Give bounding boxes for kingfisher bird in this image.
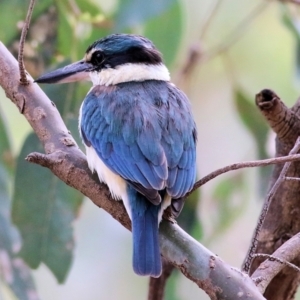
[35,34,197,277]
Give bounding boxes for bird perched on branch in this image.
[35,33,197,277]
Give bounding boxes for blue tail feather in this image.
[127,185,162,277]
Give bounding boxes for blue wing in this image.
[80,80,197,203]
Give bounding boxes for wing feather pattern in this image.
[80,81,197,207]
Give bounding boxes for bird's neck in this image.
[89,63,170,86]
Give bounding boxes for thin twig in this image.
[176,0,222,83]
[285,176,300,181]
[68,0,81,16]
[251,232,300,294]
[175,0,271,86]
[242,137,300,273]
[204,0,270,61]
[18,0,36,85]
[253,253,300,273]
[251,233,300,293]
[189,153,300,196]
[200,0,223,40]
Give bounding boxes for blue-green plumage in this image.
[35,33,197,278]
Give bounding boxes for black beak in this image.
[35,60,93,84]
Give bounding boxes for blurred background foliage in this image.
[1,0,300,299]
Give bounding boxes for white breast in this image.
[85,145,132,219]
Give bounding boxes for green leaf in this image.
[40,74,88,149]
[76,5,111,52]
[281,5,300,83]
[235,89,269,158]
[234,89,271,194]
[114,0,183,66]
[12,133,83,283]
[56,2,76,59]
[114,0,175,31]
[144,0,183,67]
[0,103,38,299]
[0,0,52,44]
[42,72,77,116]
[295,40,300,80]
[56,1,110,61]
[165,269,181,300]
[282,5,300,43]
[177,188,203,241]
[65,114,84,150]
[41,66,89,115]
[0,103,14,173]
[0,166,39,299]
[205,173,246,244]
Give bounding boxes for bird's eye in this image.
[91,51,104,65]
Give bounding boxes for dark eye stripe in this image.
[87,44,162,71]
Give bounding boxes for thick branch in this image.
[159,222,264,300]
[255,89,300,146]
[0,42,265,299]
[248,89,300,299]
[243,137,300,273]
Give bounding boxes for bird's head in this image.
[35,34,170,86]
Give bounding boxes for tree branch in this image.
[159,222,265,300]
[147,259,174,300]
[205,1,270,61]
[242,136,300,273]
[0,41,266,299]
[190,153,300,195]
[255,89,300,145]
[288,0,300,5]
[175,1,270,87]
[253,254,300,274]
[251,233,300,294]
[247,89,300,299]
